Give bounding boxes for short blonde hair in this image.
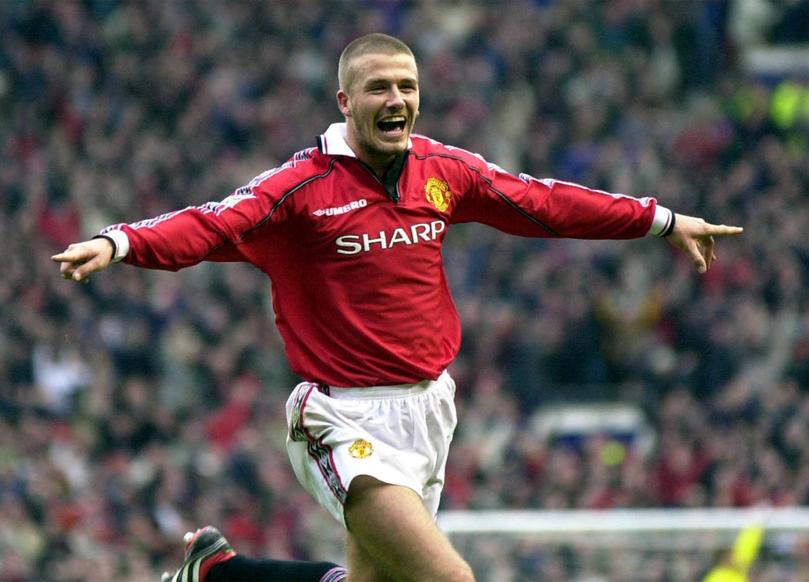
[338,33,415,93]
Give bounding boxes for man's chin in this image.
[374,137,409,154]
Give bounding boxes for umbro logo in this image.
[313,199,368,217]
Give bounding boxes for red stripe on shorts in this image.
[296,383,348,504]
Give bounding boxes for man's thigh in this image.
[344,476,474,582]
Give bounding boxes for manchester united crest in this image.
[348,439,374,459]
[424,177,452,212]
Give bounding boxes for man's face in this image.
[338,52,419,172]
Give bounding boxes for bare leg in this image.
[344,476,473,582]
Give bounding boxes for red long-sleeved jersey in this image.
[102,123,670,387]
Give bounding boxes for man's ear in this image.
[337,89,351,118]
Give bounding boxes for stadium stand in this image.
[1,0,808,579]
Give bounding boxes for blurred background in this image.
[1,0,808,580]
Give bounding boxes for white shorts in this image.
[285,370,458,527]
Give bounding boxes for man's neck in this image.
[343,127,400,178]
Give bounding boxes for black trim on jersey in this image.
[381,150,408,203]
[661,211,676,237]
[412,152,559,236]
[353,150,408,204]
[244,159,338,236]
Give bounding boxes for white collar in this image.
[318,122,413,157]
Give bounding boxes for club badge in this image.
[349,439,374,459]
[425,177,452,212]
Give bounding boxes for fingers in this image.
[669,215,742,274]
[688,239,707,274]
[60,262,77,280]
[51,246,91,264]
[704,235,716,270]
[57,261,88,282]
[68,258,103,282]
[689,235,720,274]
[702,224,743,236]
[696,225,739,273]
[51,242,107,282]
[674,214,743,237]
[52,247,84,281]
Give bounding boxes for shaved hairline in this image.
[338,33,416,94]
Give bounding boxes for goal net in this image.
[438,507,809,581]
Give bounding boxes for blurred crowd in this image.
[2,0,809,580]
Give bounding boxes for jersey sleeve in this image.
[101,189,268,271]
[100,152,314,270]
[450,153,662,240]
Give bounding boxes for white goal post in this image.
[438,507,809,537]
[438,507,809,581]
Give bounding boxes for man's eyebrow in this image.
[364,76,418,87]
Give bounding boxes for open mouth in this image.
[376,116,407,137]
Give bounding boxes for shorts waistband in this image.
[318,370,449,400]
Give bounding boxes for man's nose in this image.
[386,87,405,109]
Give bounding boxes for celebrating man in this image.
[54,33,742,582]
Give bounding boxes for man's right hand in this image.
[51,238,115,282]
[666,213,743,274]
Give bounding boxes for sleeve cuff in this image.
[94,229,130,262]
[647,205,675,237]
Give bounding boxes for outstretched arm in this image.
[666,213,743,273]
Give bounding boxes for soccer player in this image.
[53,33,743,582]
